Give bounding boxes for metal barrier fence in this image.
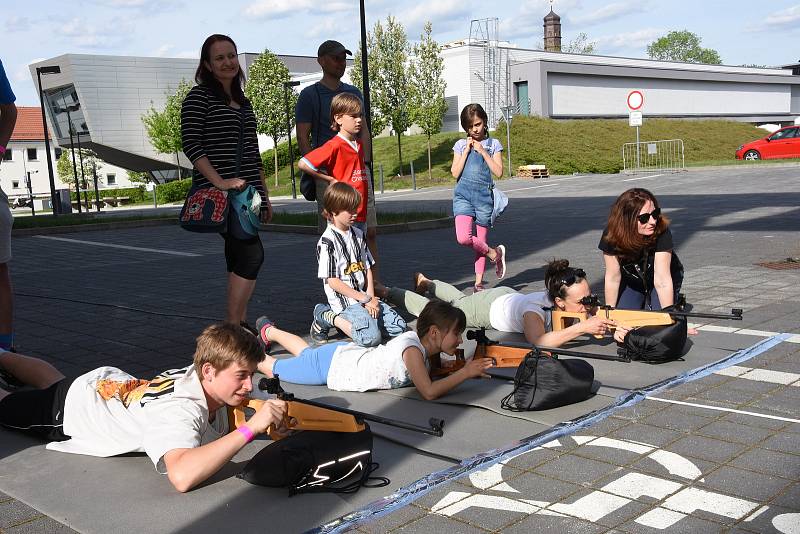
[622,139,685,174]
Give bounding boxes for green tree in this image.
[127,170,153,184]
[245,48,296,187]
[564,32,596,54]
[409,22,447,180]
[646,30,722,64]
[352,16,411,176]
[56,148,103,210]
[351,41,388,139]
[142,79,192,181]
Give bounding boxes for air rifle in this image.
[228,375,445,439]
[552,295,742,339]
[429,327,630,377]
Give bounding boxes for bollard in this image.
[153,184,158,208]
[379,164,384,194]
[411,161,416,190]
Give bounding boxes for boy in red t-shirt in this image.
[299,93,371,234]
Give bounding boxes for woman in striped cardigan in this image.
[181,34,272,333]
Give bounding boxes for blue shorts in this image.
[453,179,493,228]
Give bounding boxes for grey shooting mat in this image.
[0,330,764,533]
[0,426,451,534]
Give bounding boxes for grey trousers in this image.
[387,280,516,327]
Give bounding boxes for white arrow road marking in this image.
[772,513,800,534]
[549,491,632,522]
[635,508,688,528]
[602,473,682,500]
[647,450,704,481]
[469,461,518,493]
[433,493,547,516]
[660,487,759,523]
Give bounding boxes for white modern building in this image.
[0,107,132,208]
[26,22,800,173]
[28,53,352,179]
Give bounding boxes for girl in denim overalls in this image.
[451,104,506,292]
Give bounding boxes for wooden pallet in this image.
[517,165,549,179]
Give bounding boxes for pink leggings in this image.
[455,215,490,275]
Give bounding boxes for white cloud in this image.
[747,4,800,31]
[567,1,649,26]
[4,15,31,33]
[594,27,664,54]
[304,18,341,39]
[244,0,353,19]
[59,16,134,50]
[397,0,473,35]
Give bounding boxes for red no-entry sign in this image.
[627,90,644,110]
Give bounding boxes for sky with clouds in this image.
[2,0,799,105]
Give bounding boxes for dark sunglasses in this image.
[579,294,601,307]
[558,268,586,288]
[637,208,661,224]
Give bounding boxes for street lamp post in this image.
[359,0,375,183]
[35,65,61,215]
[282,80,300,199]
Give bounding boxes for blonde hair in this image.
[193,323,264,373]
[322,182,361,218]
[330,93,363,131]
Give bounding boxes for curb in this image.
[13,216,454,237]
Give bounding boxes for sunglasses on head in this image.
[636,207,661,224]
[558,268,586,288]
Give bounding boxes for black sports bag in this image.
[238,424,389,495]
[617,307,688,363]
[501,351,594,411]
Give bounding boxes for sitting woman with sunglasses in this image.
[599,188,684,311]
[377,259,619,348]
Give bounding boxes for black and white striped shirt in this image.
[317,225,375,313]
[180,85,264,193]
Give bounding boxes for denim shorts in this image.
[453,179,493,228]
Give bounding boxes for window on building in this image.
[27,148,38,161]
[2,149,11,161]
[106,173,116,185]
[11,180,19,189]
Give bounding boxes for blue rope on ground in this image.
[312,333,791,534]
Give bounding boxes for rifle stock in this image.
[428,328,631,377]
[228,377,445,438]
[552,306,742,336]
[228,399,366,441]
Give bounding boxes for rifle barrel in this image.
[480,339,630,363]
[667,310,743,320]
[295,397,444,437]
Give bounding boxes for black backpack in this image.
[238,424,389,495]
[501,350,594,411]
[617,305,688,363]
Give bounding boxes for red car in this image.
[736,125,800,160]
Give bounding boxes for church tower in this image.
[543,9,562,52]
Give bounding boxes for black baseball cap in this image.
[317,40,352,57]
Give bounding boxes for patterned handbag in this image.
[179,109,244,232]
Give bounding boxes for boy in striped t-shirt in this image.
[310,183,406,347]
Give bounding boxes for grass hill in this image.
[262,117,772,197]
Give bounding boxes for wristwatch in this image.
[359,294,372,305]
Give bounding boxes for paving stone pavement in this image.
[1,166,798,533]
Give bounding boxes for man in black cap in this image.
[296,40,378,276]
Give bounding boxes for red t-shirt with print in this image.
[301,135,368,222]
